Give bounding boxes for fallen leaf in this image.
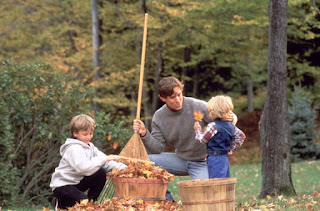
[278,195,284,201]
[80,199,89,205]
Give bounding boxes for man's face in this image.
[160,86,184,112]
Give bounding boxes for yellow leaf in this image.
[153,202,160,207]
[288,198,297,204]
[143,170,153,179]
[193,110,204,121]
[259,204,267,209]
[267,195,272,199]
[108,134,112,141]
[80,199,88,205]
[48,132,52,139]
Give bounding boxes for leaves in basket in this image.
[108,162,174,181]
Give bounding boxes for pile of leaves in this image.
[66,198,182,211]
[108,162,174,182]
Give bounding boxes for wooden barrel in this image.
[112,177,168,204]
[177,178,236,211]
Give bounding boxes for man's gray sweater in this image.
[141,97,211,161]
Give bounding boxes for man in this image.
[133,76,244,200]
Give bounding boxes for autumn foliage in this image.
[108,162,174,182]
[193,110,204,121]
[66,198,181,211]
[64,163,178,210]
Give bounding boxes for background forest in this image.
[0,0,320,208]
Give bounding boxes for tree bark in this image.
[152,41,162,113]
[247,78,254,112]
[181,45,191,93]
[91,0,100,113]
[246,44,254,112]
[259,0,296,197]
[192,64,200,98]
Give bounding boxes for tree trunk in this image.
[259,0,296,197]
[246,46,254,112]
[152,41,162,113]
[181,46,191,93]
[140,0,147,13]
[91,0,100,113]
[192,64,200,98]
[143,69,152,130]
[247,78,254,112]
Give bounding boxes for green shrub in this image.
[288,87,320,162]
[0,61,95,206]
[0,61,129,207]
[93,112,131,151]
[0,100,19,207]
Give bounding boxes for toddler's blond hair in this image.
[70,114,95,134]
[207,95,234,121]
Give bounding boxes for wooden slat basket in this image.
[112,177,168,204]
[177,178,236,211]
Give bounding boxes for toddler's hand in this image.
[227,151,233,156]
[223,112,238,125]
[194,121,201,130]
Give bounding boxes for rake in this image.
[97,13,149,203]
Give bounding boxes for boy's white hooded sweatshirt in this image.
[50,138,125,190]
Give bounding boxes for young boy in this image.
[50,114,126,209]
[194,95,245,179]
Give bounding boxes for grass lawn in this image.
[168,159,320,210]
[3,160,320,210]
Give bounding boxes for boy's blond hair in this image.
[207,95,234,120]
[70,114,95,134]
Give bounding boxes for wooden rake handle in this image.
[119,155,155,165]
[136,13,148,120]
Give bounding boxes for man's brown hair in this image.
[158,76,184,98]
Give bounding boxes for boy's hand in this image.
[194,121,201,130]
[106,155,121,161]
[227,151,233,156]
[133,119,147,137]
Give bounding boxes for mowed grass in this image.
[168,159,320,210]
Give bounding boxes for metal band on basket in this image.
[182,197,236,205]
